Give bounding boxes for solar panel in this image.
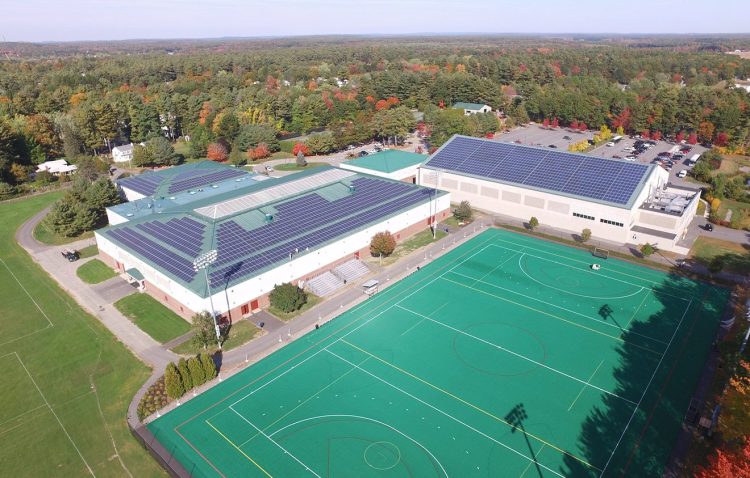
[426,137,651,206]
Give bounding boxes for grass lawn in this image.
[114,293,192,344]
[716,199,750,229]
[368,228,448,267]
[171,319,263,355]
[690,236,750,274]
[77,244,98,259]
[268,293,323,322]
[271,151,294,160]
[274,161,327,172]
[76,259,117,284]
[33,219,94,246]
[0,192,163,477]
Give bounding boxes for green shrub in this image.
[164,362,185,400]
[199,353,217,380]
[269,283,308,313]
[187,356,205,387]
[528,217,539,231]
[177,358,192,391]
[453,201,473,222]
[580,228,592,243]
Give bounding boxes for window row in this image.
[573,212,594,221]
[600,218,624,227]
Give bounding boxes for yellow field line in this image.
[568,360,605,412]
[206,420,273,478]
[519,444,546,478]
[341,339,601,472]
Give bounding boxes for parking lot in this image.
[497,124,708,188]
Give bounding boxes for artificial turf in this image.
[148,228,727,478]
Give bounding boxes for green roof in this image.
[452,102,489,111]
[342,150,427,173]
[125,268,144,281]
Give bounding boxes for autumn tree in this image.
[698,121,715,143]
[248,143,270,161]
[695,438,750,478]
[688,132,698,145]
[370,231,397,257]
[206,142,228,162]
[292,143,310,156]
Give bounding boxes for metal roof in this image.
[342,150,427,173]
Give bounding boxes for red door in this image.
[354,251,360,259]
[250,299,259,311]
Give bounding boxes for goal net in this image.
[592,247,609,259]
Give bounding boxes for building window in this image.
[600,218,624,227]
[573,212,595,221]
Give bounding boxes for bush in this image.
[136,376,169,420]
[711,198,722,214]
[370,231,397,257]
[580,228,592,243]
[200,353,217,381]
[191,311,221,350]
[527,217,539,231]
[269,283,308,313]
[164,362,185,400]
[640,243,656,257]
[207,142,228,162]
[177,358,192,391]
[187,356,205,387]
[453,201,473,222]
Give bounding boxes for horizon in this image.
[3,0,749,43]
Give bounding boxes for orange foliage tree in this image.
[247,143,270,161]
[292,143,310,156]
[695,438,750,478]
[206,143,228,162]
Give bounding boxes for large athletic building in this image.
[419,135,699,253]
[97,163,450,320]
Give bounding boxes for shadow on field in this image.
[561,273,719,477]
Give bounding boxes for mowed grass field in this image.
[0,193,164,477]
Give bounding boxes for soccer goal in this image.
[592,247,609,259]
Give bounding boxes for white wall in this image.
[96,193,450,315]
[106,208,129,226]
[120,187,146,202]
[419,168,634,243]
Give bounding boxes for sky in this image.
[2,0,749,42]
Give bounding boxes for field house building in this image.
[97,162,450,320]
[419,135,699,253]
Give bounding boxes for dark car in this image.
[612,155,622,159]
[704,223,714,232]
[358,150,369,157]
[548,144,558,149]
[61,250,79,262]
[562,135,572,140]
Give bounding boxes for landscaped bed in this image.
[171,319,263,355]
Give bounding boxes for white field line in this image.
[568,360,606,412]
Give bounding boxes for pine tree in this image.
[164,362,185,400]
[45,200,81,237]
[177,358,192,391]
[200,353,217,380]
[187,356,206,387]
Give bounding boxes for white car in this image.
[265,165,274,172]
[677,170,687,178]
[605,142,615,147]
[625,156,637,161]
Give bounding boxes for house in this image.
[36,159,77,176]
[452,102,492,115]
[112,144,135,163]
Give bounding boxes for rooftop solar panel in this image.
[424,136,651,207]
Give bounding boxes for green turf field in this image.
[0,193,163,477]
[148,228,727,478]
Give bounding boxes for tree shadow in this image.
[561,274,726,477]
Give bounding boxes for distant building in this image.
[340,150,427,183]
[452,102,492,115]
[112,144,135,163]
[36,159,77,176]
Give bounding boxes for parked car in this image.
[548,144,558,149]
[358,150,369,157]
[61,250,79,262]
[605,142,615,147]
[705,223,714,232]
[563,135,572,140]
[613,155,622,159]
[677,170,687,178]
[264,165,274,172]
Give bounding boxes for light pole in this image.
[193,249,222,349]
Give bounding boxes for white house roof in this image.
[37,159,77,174]
[112,144,134,154]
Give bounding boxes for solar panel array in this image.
[194,168,355,219]
[117,167,247,197]
[103,176,435,290]
[208,178,433,286]
[105,228,197,282]
[117,174,164,196]
[426,136,650,205]
[135,217,206,257]
[167,168,246,194]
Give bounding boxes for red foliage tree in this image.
[688,132,698,144]
[570,119,579,130]
[611,107,632,132]
[578,122,587,131]
[651,131,662,141]
[641,130,651,140]
[715,132,730,147]
[438,100,445,109]
[695,438,750,478]
[375,99,389,111]
[542,118,550,129]
[675,131,685,143]
[365,95,375,104]
[248,143,270,161]
[207,143,228,162]
[551,117,559,129]
[292,143,310,156]
[485,132,495,139]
